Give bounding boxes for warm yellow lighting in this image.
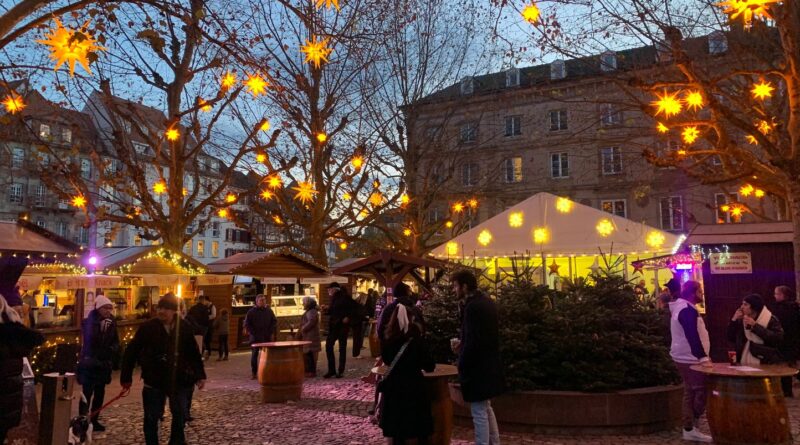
[652,90,682,118]
[301,36,333,69]
[721,204,731,212]
[446,241,458,256]
[403,228,412,237]
[747,135,759,145]
[468,198,479,209]
[533,227,549,244]
[182,188,188,197]
[445,221,454,228]
[199,99,212,112]
[452,202,465,213]
[244,74,269,97]
[739,184,754,197]
[273,215,284,225]
[165,128,180,141]
[267,175,283,189]
[153,181,167,195]
[718,0,778,27]
[730,204,745,218]
[682,126,700,144]
[176,284,182,298]
[555,197,573,213]
[684,91,704,110]
[221,72,237,89]
[656,122,669,134]
[677,149,688,156]
[260,120,271,132]
[218,208,229,218]
[36,19,105,77]
[757,119,773,134]
[3,94,25,114]
[351,156,364,169]
[256,153,266,163]
[71,195,87,208]
[521,3,541,24]
[646,231,666,248]
[751,80,774,100]
[293,182,318,204]
[755,189,765,198]
[342,192,352,200]
[368,191,385,206]
[477,229,493,246]
[315,0,340,10]
[596,219,614,237]
[260,190,274,200]
[316,133,328,143]
[508,212,524,228]
[400,193,410,205]
[339,241,348,250]
[225,193,237,203]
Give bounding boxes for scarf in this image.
[741,307,773,365]
[397,304,409,334]
[0,294,22,324]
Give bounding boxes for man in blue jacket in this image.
[669,280,712,443]
[244,294,277,379]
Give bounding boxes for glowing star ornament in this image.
[445,221,454,228]
[342,192,352,201]
[351,156,364,169]
[339,241,348,250]
[747,135,759,145]
[301,36,333,69]
[403,228,412,237]
[400,193,410,206]
[656,122,669,134]
[218,209,229,218]
[757,120,773,135]
[755,189,765,198]
[739,184,755,197]
[368,191,385,207]
[315,0,340,10]
[225,193,237,203]
[477,229,493,246]
[684,91,704,110]
[293,182,318,204]
[244,74,269,97]
[3,94,25,114]
[199,99,212,112]
[717,0,779,27]
[508,212,524,228]
[316,133,328,143]
[221,72,237,89]
[548,260,560,275]
[730,204,745,218]
[468,198,479,209]
[652,90,682,118]
[267,175,283,189]
[446,241,458,256]
[646,231,666,248]
[273,215,284,225]
[521,3,541,24]
[260,190,274,200]
[533,227,549,244]
[165,128,180,141]
[256,153,267,163]
[682,126,700,144]
[36,19,105,77]
[751,81,774,100]
[556,197,573,213]
[260,121,271,132]
[153,181,167,195]
[596,219,614,237]
[452,203,465,213]
[71,195,87,208]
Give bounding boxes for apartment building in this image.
[405,32,784,238]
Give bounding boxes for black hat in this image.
[157,294,179,311]
[328,282,341,289]
[743,294,764,313]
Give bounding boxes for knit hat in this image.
[328,282,341,289]
[743,294,764,313]
[157,293,179,311]
[94,295,114,309]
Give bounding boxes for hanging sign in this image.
[709,252,752,274]
[196,275,232,286]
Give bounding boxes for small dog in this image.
[68,415,93,444]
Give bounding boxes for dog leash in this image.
[88,387,130,419]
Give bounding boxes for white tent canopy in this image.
[430,192,683,259]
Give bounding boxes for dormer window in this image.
[550,60,566,80]
[600,52,617,72]
[460,76,474,95]
[505,68,520,87]
[708,31,728,55]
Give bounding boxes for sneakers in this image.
[682,428,713,442]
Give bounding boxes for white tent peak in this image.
[430,192,682,259]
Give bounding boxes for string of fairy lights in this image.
[104,248,206,276]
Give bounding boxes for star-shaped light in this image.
[452,202,464,213]
[400,193,410,206]
[755,189,765,198]
[477,229,492,246]
[36,19,105,77]
[293,181,318,204]
[747,135,759,145]
[339,241,348,250]
[656,122,669,133]
[351,156,364,169]
[256,153,266,163]
[342,192,352,200]
[221,72,237,89]
[273,215,284,225]
[315,0,340,10]
[260,190,274,200]
[521,3,541,24]
[71,195,87,208]
[301,36,333,69]
[548,260,560,275]
[508,212,524,228]
[198,99,212,112]
[730,204,745,218]
[717,0,778,27]
[533,227,548,243]
[652,90,682,118]
[556,197,573,213]
[403,228,412,237]
[218,209,229,218]
[244,74,269,97]
[225,193,237,203]
[260,120,271,132]
[316,133,328,143]
[739,184,754,197]
[468,198,479,209]
[751,81,774,100]
[153,181,167,195]
[596,219,614,237]
[368,191,385,207]
[3,94,25,114]
[684,91,704,110]
[445,221,454,228]
[646,231,666,248]
[165,128,180,141]
[266,175,283,189]
[682,126,700,144]
[757,119,773,134]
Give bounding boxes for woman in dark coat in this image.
[77,296,120,431]
[770,286,800,396]
[379,303,436,444]
[727,294,784,365]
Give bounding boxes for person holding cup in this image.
[727,294,783,366]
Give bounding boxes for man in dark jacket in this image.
[324,282,354,378]
[451,270,504,445]
[121,294,206,445]
[186,296,211,358]
[244,294,277,379]
[77,295,119,432]
[770,285,800,397]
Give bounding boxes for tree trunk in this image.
[786,181,800,292]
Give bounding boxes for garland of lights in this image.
[105,248,206,276]
[691,244,731,262]
[25,262,87,275]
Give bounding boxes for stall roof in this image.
[332,250,449,290]
[0,220,80,256]
[684,222,794,245]
[207,251,328,278]
[95,246,207,274]
[430,192,683,258]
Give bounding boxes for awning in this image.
[53,275,123,290]
[207,251,328,278]
[684,222,794,245]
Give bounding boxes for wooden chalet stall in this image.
[332,250,448,297]
[205,252,330,350]
[684,223,795,362]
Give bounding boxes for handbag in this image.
[376,339,411,393]
[750,342,781,364]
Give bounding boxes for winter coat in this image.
[77,309,120,386]
[377,296,422,348]
[214,311,230,335]
[186,303,210,334]
[769,300,800,363]
[300,307,321,352]
[669,299,710,364]
[365,292,377,319]
[458,291,505,402]
[0,311,44,431]
[121,317,206,392]
[379,335,436,440]
[326,289,356,327]
[727,312,784,364]
[244,306,277,344]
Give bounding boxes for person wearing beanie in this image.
[77,293,119,432]
[728,293,784,366]
[121,293,206,445]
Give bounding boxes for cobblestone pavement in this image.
[88,344,800,445]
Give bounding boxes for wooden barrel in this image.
[257,345,305,403]
[368,319,381,358]
[426,374,454,445]
[706,375,791,444]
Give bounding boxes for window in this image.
[504,116,521,137]
[207,240,217,258]
[505,68,520,87]
[601,147,623,175]
[600,104,621,126]
[660,196,684,231]
[715,193,740,223]
[460,76,474,95]
[12,148,24,169]
[79,227,89,244]
[427,207,442,223]
[601,199,627,218]
[134,234,143,246]
[600,52,617,71]
[461,163,479,186]
[80,159,91,179]
[431,162,445,184]
[551,152,569,178]
[211,221,220,237]
[184,240,192,254]
[39,124,51,139]
[134,142,149,155]
[550,59,566,80]
[549,110,568,131]
[460,122,477,143]
[57,221,67,237]
[62,128,72,143]
[197,240,205,257]
[122,121,132,134]
[34,184,46,207]
[8,183,23,204]
[36,219,46,229]
[186,223,194,235]
[503,157,523,183]
[708,31,728,55]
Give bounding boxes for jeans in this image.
[142,385,190,445]
[470,399,500,445]
[675,362,707,429]
[218,334,229,359]
[251,347,261,376]
[202,328,213,355]
[326,323,349,374]
[79,382,106,421]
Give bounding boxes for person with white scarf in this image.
[728,294,784,365]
